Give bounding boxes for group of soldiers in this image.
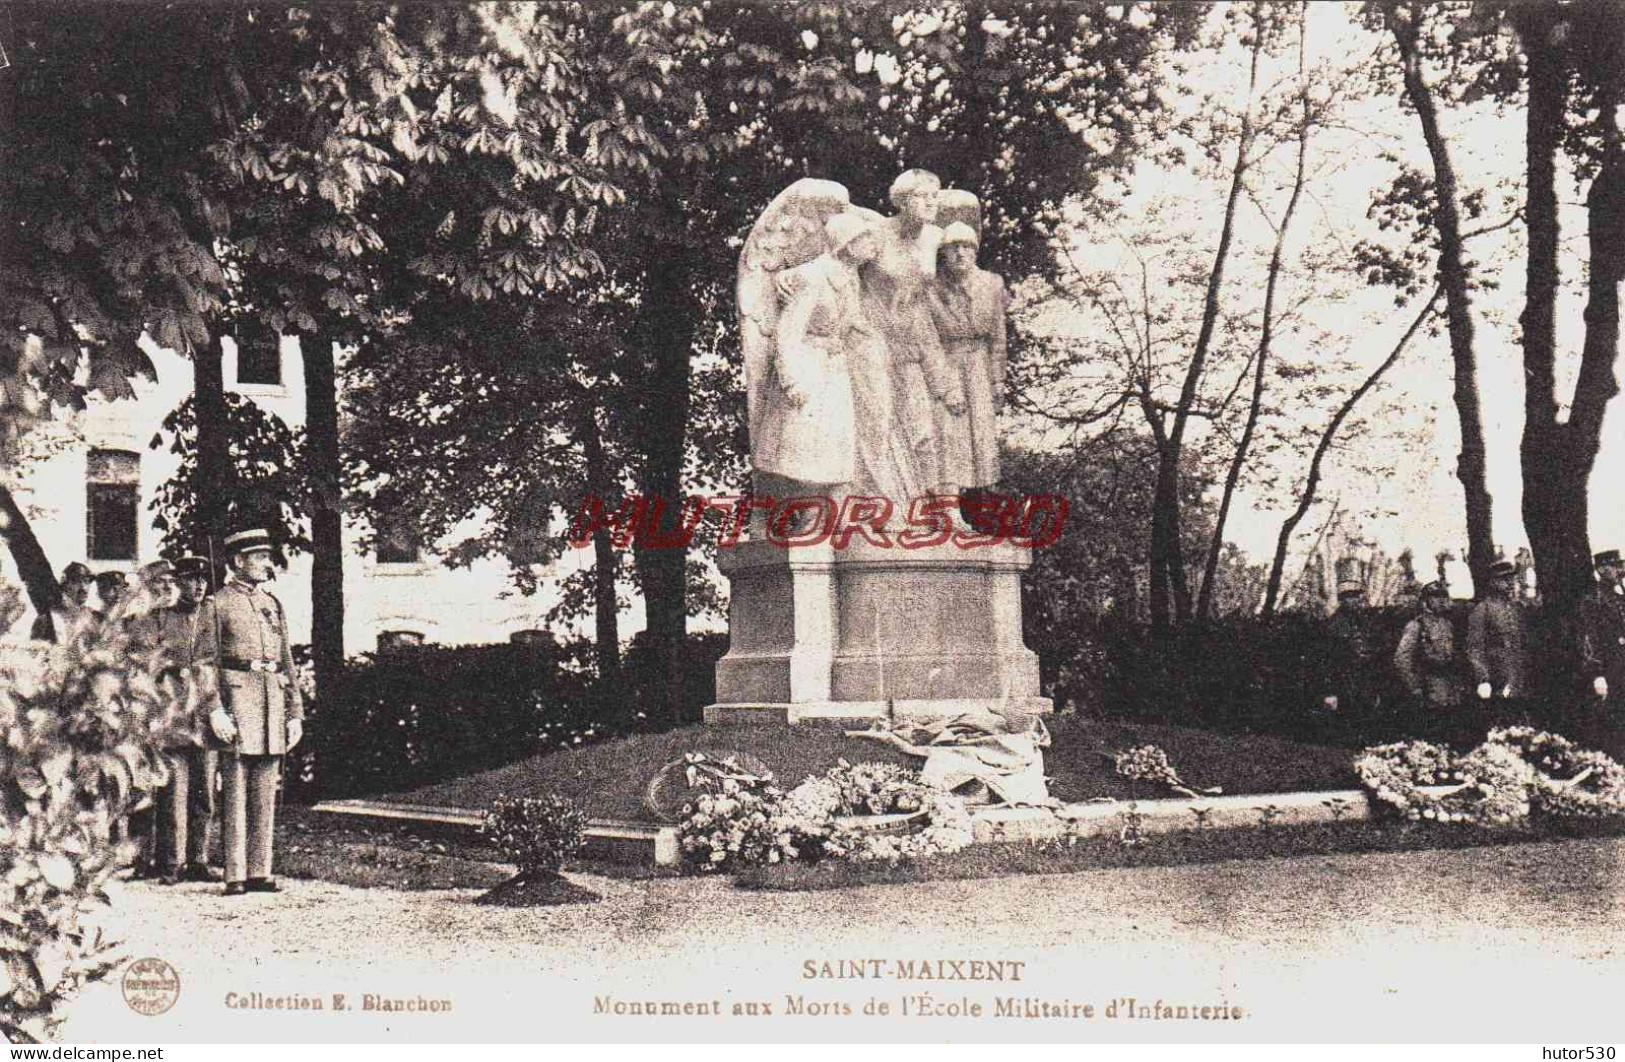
[40,529,305,896]
[1325,550,1625,753]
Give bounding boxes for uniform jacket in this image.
[1466,595,1530,692]
[193,580,303,756]
[133,603,204,748]
[1394,612,1463,707]
[1579,584,1625,690]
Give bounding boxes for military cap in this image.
[1489,559,1518,578]
[941,221,980,249]
[223,528,274,555]
[1422,579,1450,598]
[138,559,175,584]
[1594,549,1622,568]
[61,561,93,584]
[95,570,127,591]
[173,555,210,578]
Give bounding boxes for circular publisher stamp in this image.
[122,957,180,1016]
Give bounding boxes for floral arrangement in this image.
[1354,740,1471,823]
[481,793,587,880]
[676,782,795,868]
[1488,727,1625,820]
[676,759,974,870]
[645,751,776,823]
[824,788,974,863]
[1352,730,1624,827]
[1113,745,1221,798]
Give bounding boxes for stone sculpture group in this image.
[738,170,1008,523]
[712,170,1047,725]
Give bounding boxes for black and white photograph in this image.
[0,0,1622,1048]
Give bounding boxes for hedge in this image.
[1036,602,1599,751]
[285,632,729,803]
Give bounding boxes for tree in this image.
[1506,0,1625,608]
[1369,0,1499,595]
[342,1,1202,719]
[148,391,310,561]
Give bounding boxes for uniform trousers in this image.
[151,748,217,871]
[222,754,281,882]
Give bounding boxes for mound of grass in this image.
[377,715,1359,822]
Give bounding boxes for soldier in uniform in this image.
[1322,577,1378,728]
[30,561,94,641]
[1394,580,1466,745]
[94,569,128,620]
[193,530,304,896]
[1576,548,1625,756]
[134,557,220,884]
[1467,558,1531,732]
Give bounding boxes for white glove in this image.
[210,707,238,745]
[1596,676,1609,699]
[1477,682,1493,701]
[1322,695,1338,712]
[286,718,303,750]
[1501,684,1514,699]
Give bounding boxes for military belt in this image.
[219,658,282,674]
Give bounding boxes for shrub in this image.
[481,794,588,880]
[286,632,731,803]
[0,582,197,1042]
[1038,603,1583,749]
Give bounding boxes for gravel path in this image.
[64,837,1624,1043]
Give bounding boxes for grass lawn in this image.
[378,715,1359,822]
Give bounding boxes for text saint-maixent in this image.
[801,959,1025,981]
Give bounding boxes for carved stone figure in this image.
[929,219,1009,491]
[738,178,917,514]
[859,169,963,503]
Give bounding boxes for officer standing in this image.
[136,557,220,884]
[1577,548,1625,756]
[1394,580,1465,745]
[1467,558,1531,730]
[94,569,129,619]
[193,530,304,896]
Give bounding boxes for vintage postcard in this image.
[2,0,1622,1048]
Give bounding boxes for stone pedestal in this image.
[705,537,1050,726]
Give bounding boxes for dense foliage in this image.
[284,632,729,802]
[0,584,198,1042]
[481,794,587,880]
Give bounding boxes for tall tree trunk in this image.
[1263,287,1441,616]
[1150,7,1263,633]
[193,335,232,550]
[1515,5,1625,609]
[580,401,621,682]
[1386,0,1497,594]
[1200,13,1310,621]
[1,484,61,639]
[633,255,694,723]
[301,335,345,701]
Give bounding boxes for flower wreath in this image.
[1488,726,1625,819]
[676,760,973,869]
[1352,739,1527,825]
[1113,744,1221,798]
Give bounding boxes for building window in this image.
[86,449,139,561]
[375,513,423,565]
[237,336,282,386]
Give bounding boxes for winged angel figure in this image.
[739,178,929,521]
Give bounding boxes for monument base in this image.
[708,537,1049,726]
[705,695,1054,728]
